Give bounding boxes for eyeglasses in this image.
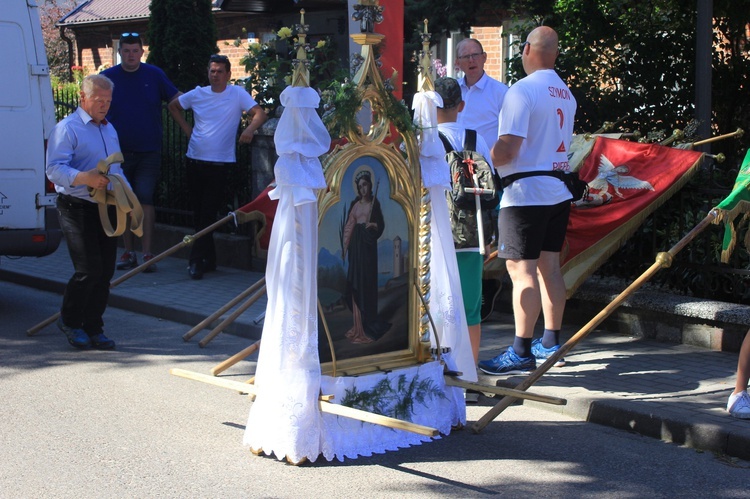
[520,41,530,50]
[457,52,485,62]
[121,32,139,38]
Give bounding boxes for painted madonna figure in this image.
[342,168,391,344]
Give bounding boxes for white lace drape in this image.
[243,86,332,463]
[319,360,462,461]
[412,91,477,385]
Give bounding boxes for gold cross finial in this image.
[291,9,311,87]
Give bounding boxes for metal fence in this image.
[597,158,750,304]
[155,108,253,233]
[51,88,750,304]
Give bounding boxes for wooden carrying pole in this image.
[26,211,253,336]
[183,278,266,342]
[691,127,743,147]
[209,295,334,376]
[210,340,260,376]
[444,376,566,406]
[170,368,439,437]
[472,209,719,433]
[197,285,267,347]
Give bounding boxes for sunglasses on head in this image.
[209,54,229,61]
[121,32,140,38]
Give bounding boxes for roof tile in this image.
[58,0,221,26]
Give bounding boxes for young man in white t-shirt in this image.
[479,26,577,375]
[435,77,495,390]
[168,55,267,279]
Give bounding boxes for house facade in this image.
[57,0,350,79]
[57,0,515,86]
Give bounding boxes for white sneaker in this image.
[727,390,750,419]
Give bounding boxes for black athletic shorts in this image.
[496,201,571,260]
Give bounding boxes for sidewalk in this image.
[1,241,749,461]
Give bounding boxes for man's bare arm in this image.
[491,134,524,167]
[167,99,192,139]
[238,105,268,144]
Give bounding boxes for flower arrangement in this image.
[239,26,343,116]
[432,58,447,78]
[238,24,414,138]
[71,65,86,85]
[340,374,446,421]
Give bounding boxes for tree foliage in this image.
[711,0,750,162]
[402,0,485,101]
[558,1,698,137]
[39,0,77,81]
[497,0,750,165]
[146,0,218,90]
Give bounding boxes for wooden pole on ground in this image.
[197,285,267,347]
[444,377,566,406]
[170,368,439,437]
[27,211,254,336]
[471,209,719,433]
[210,340,261,376]
[183,278,266,342]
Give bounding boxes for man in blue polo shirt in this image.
[103,32,181,272]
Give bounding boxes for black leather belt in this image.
[58,193,92,205]
[187,158,232,167]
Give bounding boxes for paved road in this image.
[1,281,748,498]
[4,241,750,461]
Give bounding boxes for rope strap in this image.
[87,152,144,238]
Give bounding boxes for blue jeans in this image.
[121,150,161,206]
[56,195,117,334]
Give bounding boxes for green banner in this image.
[716,149,750,262]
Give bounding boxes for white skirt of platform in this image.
[318,359,465,462]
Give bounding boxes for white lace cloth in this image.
[243,85,332,463]
[271,86,328,192]
[412,91,476,383]
[319,360,464,461]
[412,91,451,189]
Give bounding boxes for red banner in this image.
[238,184,278,253]
[378,0,404,100]
[562,137,703,295]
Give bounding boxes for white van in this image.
[0,0,61,257]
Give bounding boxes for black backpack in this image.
[439,129,500,211]
[439,129,498,249]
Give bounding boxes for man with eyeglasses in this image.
[455,38,508,151]
[168,54,267,280]
[479,26,576,376]
[102,32,181,273]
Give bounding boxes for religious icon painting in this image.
[317,144,423,376]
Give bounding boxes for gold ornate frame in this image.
[317,33,430,376]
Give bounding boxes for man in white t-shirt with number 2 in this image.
[479,26,577,375]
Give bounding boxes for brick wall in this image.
[69,14,272,81]
[214,13,275,78]
[470,26,505,83]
